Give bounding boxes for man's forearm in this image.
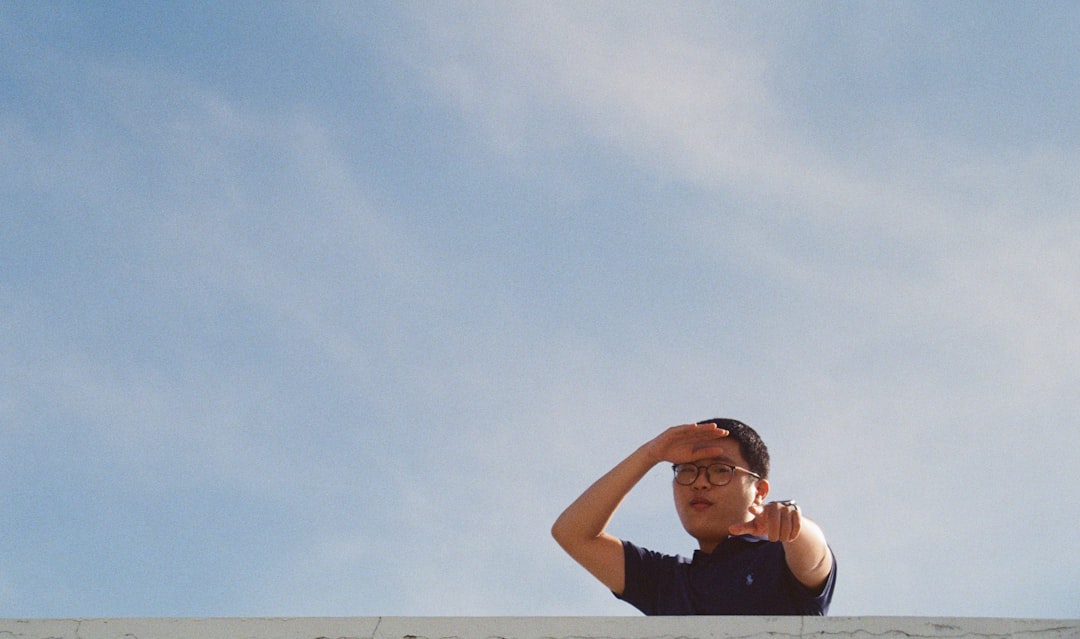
[782,516,833,591]
[551,444,658,544]
[551,444,663,595]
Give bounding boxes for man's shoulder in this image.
[622,539,693,566]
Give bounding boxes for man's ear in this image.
[754,478,770,506]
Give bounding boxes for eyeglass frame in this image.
[671,461,762,486]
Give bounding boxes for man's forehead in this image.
[690,440,745,465]
[693,453,740,465]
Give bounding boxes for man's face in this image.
[672,438,768,551]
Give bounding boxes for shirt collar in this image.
[691,534,769,563]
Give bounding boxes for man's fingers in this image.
[658,423,730,461]
[781,513,796,542]
[747,500,807,541]
[732,502,803,542]
[687,423,729,441]
[662,422,729,446]
[767,501,802,542]
[691,439,727,453]
[651,422,730,463]
[768,510,782,541]
[730,503,763,537]
[729,519,758,536]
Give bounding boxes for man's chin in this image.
[680,520,729,542]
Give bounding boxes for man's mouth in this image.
[689,497,713,510]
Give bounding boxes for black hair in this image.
[697,417,770,478]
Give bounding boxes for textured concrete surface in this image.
[0,616,1076,639]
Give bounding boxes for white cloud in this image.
[376,3,1080,617]
[4,1,1078,619]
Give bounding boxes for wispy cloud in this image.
[2,1,1077,619]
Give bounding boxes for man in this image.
[551,418,835,615]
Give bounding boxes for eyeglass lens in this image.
[674,463,734,486]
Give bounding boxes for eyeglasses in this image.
[672,462,762,486]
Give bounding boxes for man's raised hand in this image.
[643,422,730,465]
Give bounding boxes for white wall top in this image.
[0,616,1077,639]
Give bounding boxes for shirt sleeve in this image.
[783,546,837,615]
[615,540,678,615]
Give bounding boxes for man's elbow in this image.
[551,514,594,555]
[550,516,574,549]
[794,548,834,593]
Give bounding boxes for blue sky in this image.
[2,1,1078,619]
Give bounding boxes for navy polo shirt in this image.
[616,536,835,615]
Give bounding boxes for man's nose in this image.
[692,468,712,488]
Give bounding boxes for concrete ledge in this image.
[0,616,1077,639]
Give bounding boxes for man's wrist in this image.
[634,441,665,467]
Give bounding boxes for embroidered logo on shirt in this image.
[745,573,754,586]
